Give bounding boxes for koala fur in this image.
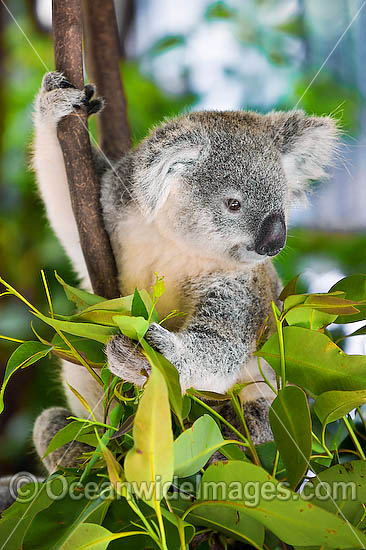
[30,72,337,474]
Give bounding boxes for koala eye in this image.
[226,199,241,212]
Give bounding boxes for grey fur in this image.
[33,407,92,473]
[31,72,338,471]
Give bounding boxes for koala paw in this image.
[145,322,177,356]
[37,71,104,122]
[106,334,151,386]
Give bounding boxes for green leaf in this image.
[113,315,149,340]
[285,305,337,330]
[60,523,116,550]
[188,389,230,402]
[0,477,66,550]
[172,496,264,548]
[193,461,366,547]
[55,272,105,308]
[43,421,93,458]
[269,386,311,489]
[124,363,174,502]
[23,491,111,550]
[150,35,185,56]
[275,15,306,37]
[104,498,195,549]
[302,461,366,526]
[256,440,285,477]
[34,312,118,344]
[173,415,224,477]
[69,295,135,325]
[140,339,183,426]
[131,288,149,319]
[314,389,366,425]
[51,335,106,366]
[330,274,366,323]
[256,326,366,394]
[0,342,52,413]
[279,274,300,301]
[343,324,366,339]
[304,293,361,315]
[205,1,235,20]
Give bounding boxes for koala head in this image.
[133,110,338,264]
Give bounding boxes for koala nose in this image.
[254,212,286,257]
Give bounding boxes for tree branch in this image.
[82,0,131,160]
[52,0,119,299]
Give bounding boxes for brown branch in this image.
[82,0,131,160]
[52,0,119,299]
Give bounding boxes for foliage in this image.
[1,271,366,548]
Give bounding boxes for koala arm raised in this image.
[32,72,107,288]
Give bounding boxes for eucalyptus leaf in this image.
[314,389,366,425]
[269,386,311,488]
[141,338,183,425]
[0,342,53,413]
[0,477,66,550]
[173,415,224,477]
[124,364,174,502]
[172,496,265,548]
[302,461,366,526]
[43,421,94,458]
[285,306,337,330]
[279,274,300,301]
[330,274,366,323]
[55,272,105,308]
[34,312,118,344]
[195,461,366,548]
[256,326,366,394]
[112,315,149,340]
[131,288,149,319]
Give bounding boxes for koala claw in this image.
[106,334,151,386]
[42,71,75,91]
[37,71,104,122]
[145,323,173,355]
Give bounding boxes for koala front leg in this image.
[32,72,105,287]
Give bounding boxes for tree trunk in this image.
[82,0,131,160]
[52,0,119,299]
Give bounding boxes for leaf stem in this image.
[271,301,286,388]
[343,415,366,460]
[187,392,249,446]
[320,425,333,459]
[155,500,168,550]
[257,357,277,395]
[272,449,280,477]
[311,432,333,458]
[228,391,260,466]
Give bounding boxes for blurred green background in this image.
[0,0,365,476]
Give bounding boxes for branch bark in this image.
[82,0,131,160]
[52,0,119,299]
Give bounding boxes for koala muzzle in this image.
[254,212,286,257]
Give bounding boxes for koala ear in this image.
[134,144,202,219]
[267,110,339,200]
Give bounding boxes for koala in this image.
[30,72,337,474]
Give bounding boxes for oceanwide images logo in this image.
[9,472,357,508]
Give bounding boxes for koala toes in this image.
[42,71,75,91]
[145,322,172,354]
[106,334,151,386]
[37,72,104,122]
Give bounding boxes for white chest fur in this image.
[111,209,238,327]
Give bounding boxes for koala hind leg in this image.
[33,407,92,474]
